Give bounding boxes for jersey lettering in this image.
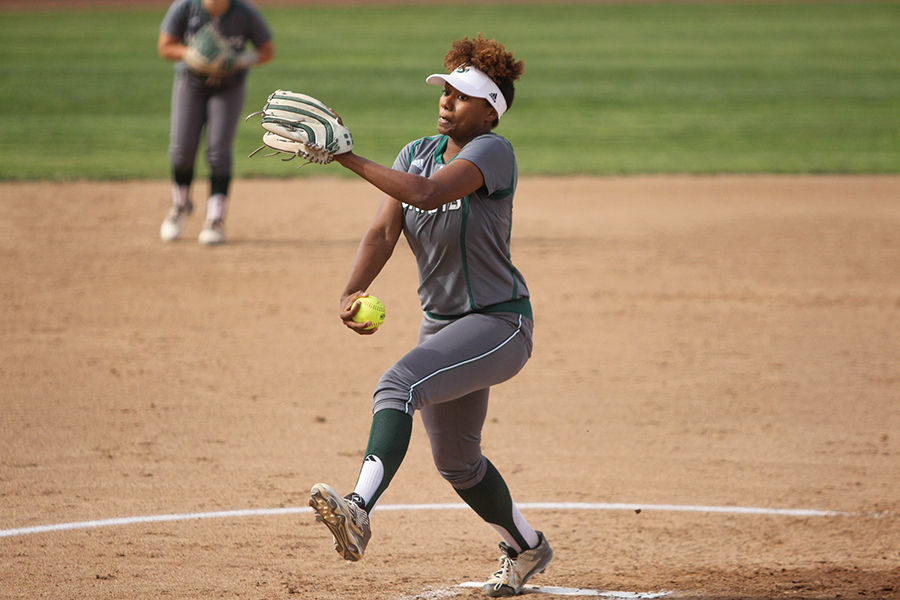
[403,199,462,215]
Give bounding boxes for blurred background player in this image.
[308,35,553,597]
[157,0,274,244]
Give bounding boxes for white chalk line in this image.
[400,583,671,598]
[458,582,671,598]
[0,501,848,539]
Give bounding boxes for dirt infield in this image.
[1,176,898,599]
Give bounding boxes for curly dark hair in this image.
[442,34,524,112]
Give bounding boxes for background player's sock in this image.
[453,458,539,552]
[171,183,190,209]
[210,173,231,197]
[205,193,227,222]
[172,168,193,208]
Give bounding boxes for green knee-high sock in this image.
[210,173,231,197]
[173,168,193,187]
[454,459,529,550]
[360,408,413,511]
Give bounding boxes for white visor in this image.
[426,64,508,119]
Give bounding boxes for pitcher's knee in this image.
[436,455,487,490]
[373,366,419,414]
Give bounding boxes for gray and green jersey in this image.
[393,133,531,320]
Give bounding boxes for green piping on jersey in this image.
[487,165,519,301]
[405,135,445,169]
[505,171,519,299]
[434,135,448,164]
[406,137,427,166]
[458,196,476,312]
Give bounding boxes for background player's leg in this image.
[161,73,206,241]
[199,82,246,244]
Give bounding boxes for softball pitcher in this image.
[157,0,273,244]
[309,35,553,597]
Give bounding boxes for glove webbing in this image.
[194,32,225,61]
[260,118,319,147]
[261,117,337,151]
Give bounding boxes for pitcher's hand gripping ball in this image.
[353,296,386,330]
[246,91,354,165]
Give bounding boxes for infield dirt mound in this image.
[1,175,898,599]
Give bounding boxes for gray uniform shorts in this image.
[168,72,246,175]
[374,311,533,488]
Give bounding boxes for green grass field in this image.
[1,2,898,180]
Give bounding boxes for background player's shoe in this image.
[198,219,225,245]
[482,532,553,597]
[309,483,371,561]
[160,200,193,242]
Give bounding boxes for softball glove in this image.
[182,22,258,84]
[246,91,354,165]
[183,22,235,77]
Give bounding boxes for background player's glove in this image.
[183,22,256,81]
[246,91,354,165]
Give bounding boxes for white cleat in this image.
[197,218,225,245]
[482,532,553,597]
[309,483,371,561]
[160,200,193,242]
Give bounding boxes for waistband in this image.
[425,297,532,321]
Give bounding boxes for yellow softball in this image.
[352,295,386,330]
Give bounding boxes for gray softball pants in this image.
[373,311,533,490]
[168,72,246,176]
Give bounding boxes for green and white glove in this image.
[246,90,354,165]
